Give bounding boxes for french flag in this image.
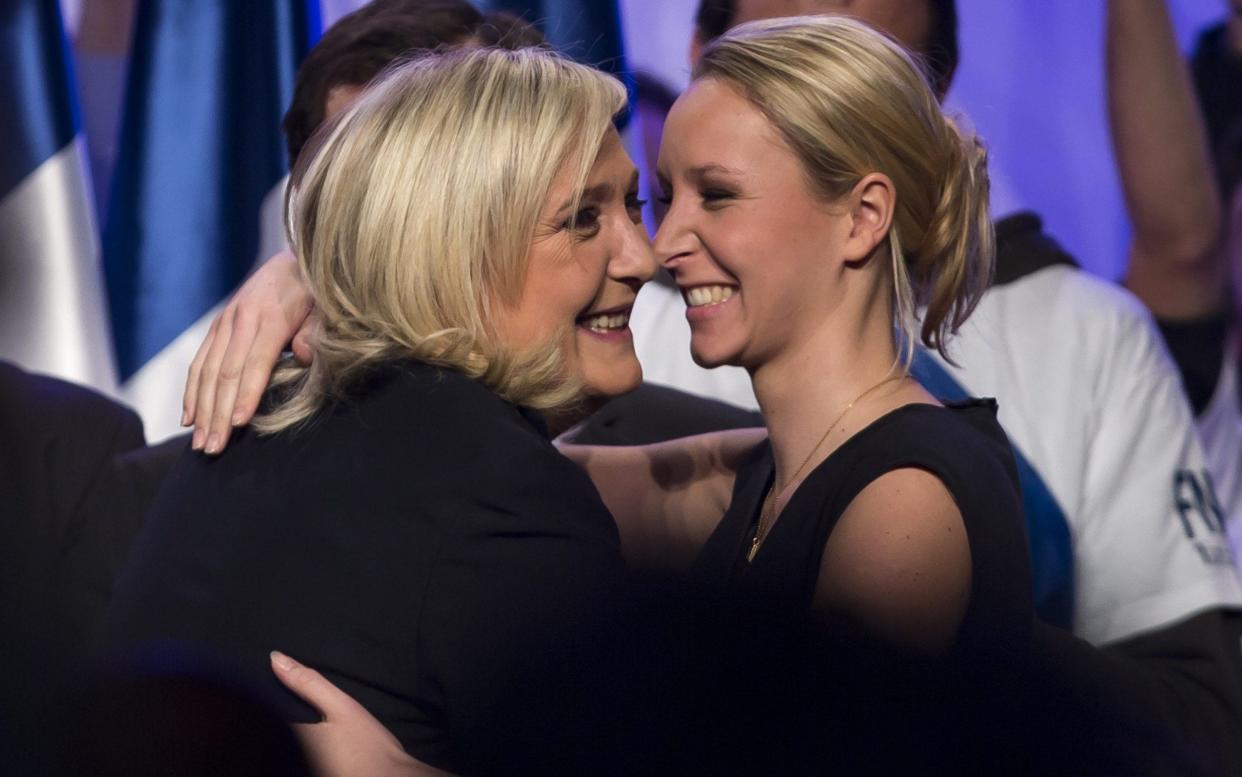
[0,0,116,390]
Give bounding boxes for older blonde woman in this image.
[182,16,1035,774]
[105,46,655,776]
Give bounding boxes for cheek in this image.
[573,331,642,397]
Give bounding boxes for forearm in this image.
[1109,0,1224,316]
[560,429,763,569]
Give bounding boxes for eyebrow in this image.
[688,163,744,178]
[553,169,641,216]
[555,182,613,216]
[654,163,745,187]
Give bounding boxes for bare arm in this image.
[1110,0,1224,318]
[812,468,971,654]
[560,428,766,570]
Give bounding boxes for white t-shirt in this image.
[1199,339,1242,559]
[631,266,1242,646]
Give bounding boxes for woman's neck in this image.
[751,297,906,495]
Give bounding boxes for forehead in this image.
[543,127,636,209]
[589,126,635,178]
[732,0,931,54]
[660,80,787,171]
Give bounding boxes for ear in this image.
[841,173,896,264]
[689,31,706,67]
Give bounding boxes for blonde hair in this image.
[697,15,993,364]
[254,46,627,433]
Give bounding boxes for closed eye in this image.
[626,192,648,223]
[563,206,601,237]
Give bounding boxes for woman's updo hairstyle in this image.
[696,15,993,362]
[254,46,627,433]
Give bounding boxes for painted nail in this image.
[205,433,220,454]
[192,429,205,450]
[271,651,295,671]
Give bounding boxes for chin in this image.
[581,361,643,400]
[688,336,744,371]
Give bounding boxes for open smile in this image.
[576,305,634,341]
[682,284,736,308]
[681,284,739,322]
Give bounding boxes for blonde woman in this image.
[106,46,655,776]
[185,16,1033,773]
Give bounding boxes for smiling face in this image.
[654,79,859,371]
[499,127,655,401]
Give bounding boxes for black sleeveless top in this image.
[692,399,1033,658]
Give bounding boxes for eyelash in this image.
[626,193,648,220]
[654,188,734,207]
[563,207,600,236]
[562,194,649,237]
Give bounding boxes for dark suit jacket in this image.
[0,361,149,663]
[105,361,630,775]
[0,361,153,767]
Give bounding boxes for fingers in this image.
[270,651,361,721]
[192,307,234,453]
[187,252,314,454]
[183,313,220,428]
[232,316,297,425]
[291,309,317,366]
[206,306,263,452]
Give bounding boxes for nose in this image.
[607,218,658,288]
[651,201,694,274]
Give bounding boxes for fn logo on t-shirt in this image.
[1174,469,1235,566]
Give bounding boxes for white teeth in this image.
[581,312,630,331]
[685,285,736,307]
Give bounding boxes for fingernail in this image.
[232,412,245,426]
[205,433,221,454]
[181,409,190,426]
[271,651,295,671]
[192,429,205,450]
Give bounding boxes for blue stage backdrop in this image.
[103,0,319,382]
[478,0,633,123]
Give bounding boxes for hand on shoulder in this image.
[184,250,316,455]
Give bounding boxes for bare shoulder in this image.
[813,467,971,654]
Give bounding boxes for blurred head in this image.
[282,0,545,166]
[655,16,991,371]
[256,47,650,432]
[692,0,958,100]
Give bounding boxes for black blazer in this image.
[0,360,149,763]
[106,361,630,775]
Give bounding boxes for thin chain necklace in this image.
[746,374,907,563]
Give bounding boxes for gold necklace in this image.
[746,374,907,563]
